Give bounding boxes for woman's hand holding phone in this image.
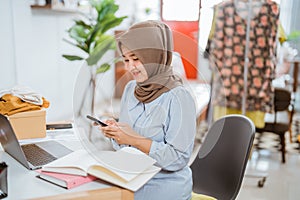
[86,115,108,127]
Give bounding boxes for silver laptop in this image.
[0,114,72,170]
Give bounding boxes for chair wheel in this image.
[258,177,266,188]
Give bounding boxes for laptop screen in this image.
[0,114,30,168]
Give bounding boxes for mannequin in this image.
[208,0,280,128]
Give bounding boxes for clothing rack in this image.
[241,0,253,115]
[239,0,268,187]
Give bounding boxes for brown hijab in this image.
[116,20,183,103]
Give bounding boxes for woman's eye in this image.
[124,59,129,62]
[133,58,139,61]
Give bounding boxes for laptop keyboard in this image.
[21,144,57,167]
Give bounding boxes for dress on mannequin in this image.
[209,0,280,128]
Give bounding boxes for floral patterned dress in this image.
[210,0,279,115]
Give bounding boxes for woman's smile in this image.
[131,70,141,77]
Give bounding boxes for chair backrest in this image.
[191,114,255,200]
[274,88,291,112]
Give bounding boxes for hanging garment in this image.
[213,105,266,128]
[209,0,280,116]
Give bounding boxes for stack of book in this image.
[36,169,98,189]
[36,147,160,191]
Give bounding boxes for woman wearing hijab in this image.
[100,20,196,200]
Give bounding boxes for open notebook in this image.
[42,147,161,192]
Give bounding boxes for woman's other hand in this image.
[99,122,139,145]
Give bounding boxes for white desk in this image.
[0,129,132,200]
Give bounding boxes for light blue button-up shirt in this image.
[112,80,196,200]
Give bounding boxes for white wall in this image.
[0,1,111,122]
[0,0,17,88]
[0,0,84,122]
[0,0,159,122]
[28,9,86,122]
[280,0,300,34]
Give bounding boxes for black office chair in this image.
[256,87,293,163]
[190,114,255,200]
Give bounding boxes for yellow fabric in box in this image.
[0,94,50,116]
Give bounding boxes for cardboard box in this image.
[7,109,46,140]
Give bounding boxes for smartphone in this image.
[86,115,108,127]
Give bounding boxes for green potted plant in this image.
[279,29,300,47]
[62,0,127,115]
[286,31,300,53]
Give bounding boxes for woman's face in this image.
[121,46,148,83]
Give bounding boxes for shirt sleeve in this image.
[149,88,196,171]
[110,81,135,151]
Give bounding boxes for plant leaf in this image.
[91,0,118,21]
[86,37,114,65]
[63,0,127,72]
[74,20,92,30]
[69,25,90,43]
[96,63,111,74]
[94,35,114,49]
[63,38,89,53]
[101,16,128,34]
[87,23,102,46]
[62,55,84,61]
[287,31,300,41]
[98,3,118,21]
